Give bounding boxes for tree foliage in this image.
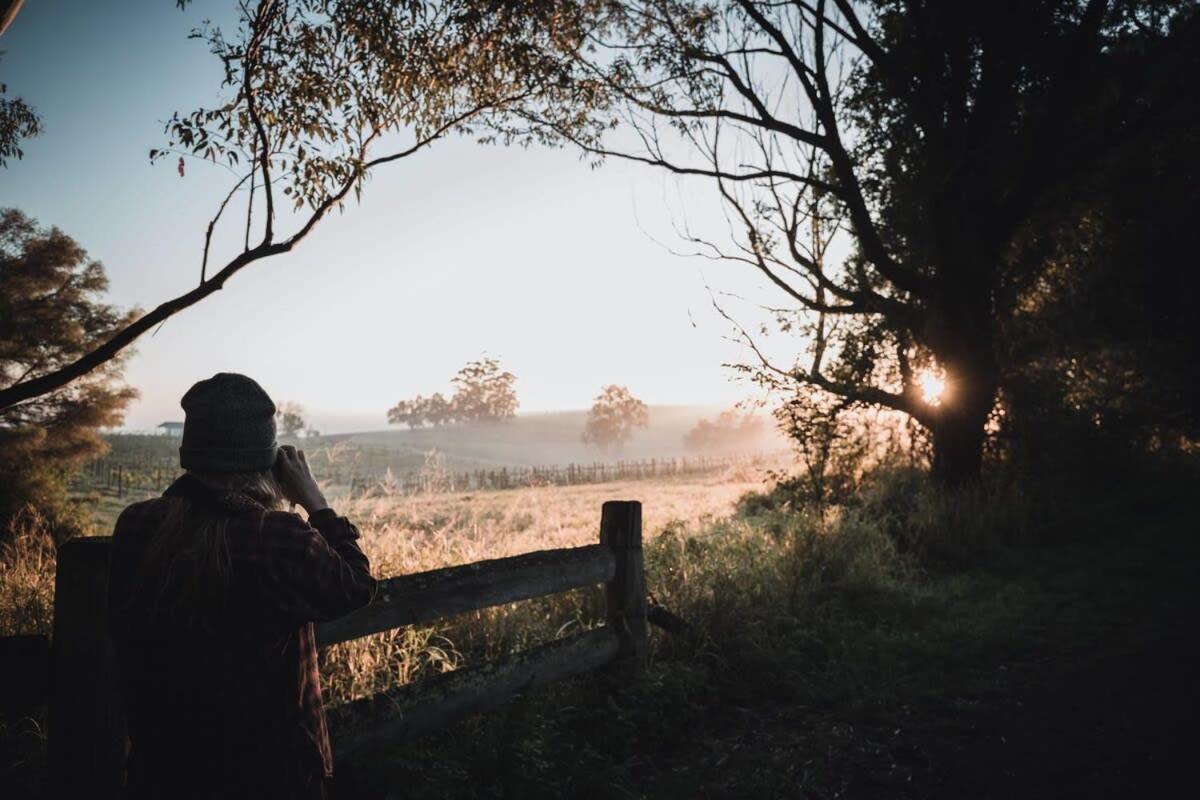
[388,356,519,428]
[0,209,138,538]
[387,392,455,429]
[997,26,1200,467]
[0,47,41,168]
[450,357,520,423]
[582,384,649,451]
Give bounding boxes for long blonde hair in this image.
[138,470,287,626]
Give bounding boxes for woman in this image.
[108,373,376,799]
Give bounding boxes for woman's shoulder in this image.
[220,510,338,573]
[233,508,323,552]
[112,497,169,538]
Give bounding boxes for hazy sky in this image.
[1,0,785,433]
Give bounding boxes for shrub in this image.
[848,467,1033,566]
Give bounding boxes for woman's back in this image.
[106,374,375,799]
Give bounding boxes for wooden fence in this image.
[346,451,783,496]
[80,451,176,499]
[79,448,786,500]
[27,500,649,797]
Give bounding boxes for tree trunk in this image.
[925,287,998,486]
[929,350,996,486]
[931,410,987,485]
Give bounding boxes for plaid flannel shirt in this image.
[107,474,376,799]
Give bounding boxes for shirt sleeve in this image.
[252,508,377,625]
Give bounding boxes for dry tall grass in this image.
[318,471,769,704]
[0,509,57,638]
[3,462,1029,714]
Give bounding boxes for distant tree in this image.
[386,397,422,429]
[684,410,765,453]
[386,392,456,429]
[275,401,307,438]
[449,357,519,423]
[388,358,519,430]
[0,0,593,413]
[582,385,649,452]
[0,208,138,539]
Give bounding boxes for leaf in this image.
[177,157,186,178]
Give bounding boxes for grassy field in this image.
[8,457,1198,799]
[314,468,779,705]
[324,465,1198,799]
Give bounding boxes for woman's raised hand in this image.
[275,445,329,514]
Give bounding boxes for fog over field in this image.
[325,405,788,468]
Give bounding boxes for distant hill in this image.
[319,405,787,470]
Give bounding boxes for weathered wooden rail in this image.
[34,499,647,798]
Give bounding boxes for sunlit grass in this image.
[319,469,772,703]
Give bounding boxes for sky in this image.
[1,0,787,433]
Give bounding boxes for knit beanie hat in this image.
[179,373,279,473]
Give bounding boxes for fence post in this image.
[48,536,124,799]
[600,501,647,663]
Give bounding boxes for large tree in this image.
[0,0,587,413]
[523,0,1199,483]
[0,209,138,538]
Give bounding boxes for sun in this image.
[918,368,947,406]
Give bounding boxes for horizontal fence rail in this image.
[315,544,617,646]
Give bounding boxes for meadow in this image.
[6,444,1198,798]
[325,461,1198,799]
